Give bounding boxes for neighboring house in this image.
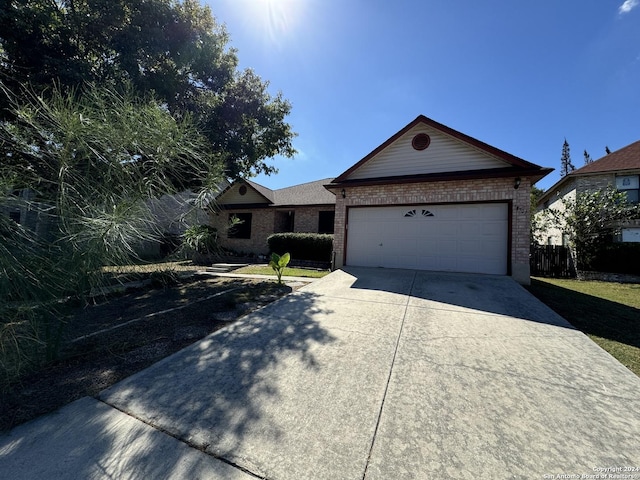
[536,140,640,245]
[325,115,551,285]
[209,178,336,255]
[1,188,56,240]
[137,189,221,258]
[2,187,218,258]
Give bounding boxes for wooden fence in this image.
[530,245,576,278]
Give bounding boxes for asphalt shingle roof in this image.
[571,140,640,175]
[536,139,640,207]
[272,178,335,206]
[229,178,335,206]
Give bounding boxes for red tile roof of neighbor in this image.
[572,140,640,175]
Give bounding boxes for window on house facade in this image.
[318,211,335,234]
[616,175,639,204]
[275,211,295,233]
[228,213,252,239]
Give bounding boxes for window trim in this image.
[616,174,639,204]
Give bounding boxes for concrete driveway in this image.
[2,268,639,479]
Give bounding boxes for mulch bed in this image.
[0,276,293,432]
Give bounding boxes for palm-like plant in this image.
[269,252,291,285]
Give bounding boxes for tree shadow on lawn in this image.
[96,289,336,476]
[526,278,640,350]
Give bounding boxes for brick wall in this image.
[209,205,335,255]
[209,208,275,255]
[293,206,333,233]
[333,177,533,284]
[575,174,614,193]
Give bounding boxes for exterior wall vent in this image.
[411,133,431,151]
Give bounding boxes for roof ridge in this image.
[274,178,335,191]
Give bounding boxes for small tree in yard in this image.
[544,186,640,269]
[269,252,291,285]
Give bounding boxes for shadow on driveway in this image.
[344,267,576,329]
[99,290,336,474]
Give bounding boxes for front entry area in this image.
[345,203,509,275]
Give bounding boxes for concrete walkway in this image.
[1,268,639,479]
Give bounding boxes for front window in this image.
[318,211,335,234]
[616,175,639,204]
[228,213,252,239]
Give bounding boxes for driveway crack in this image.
[96,397,270,479]
[361,270,417,480]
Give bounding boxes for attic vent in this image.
[411,133,431,151]
[239,185,247,196]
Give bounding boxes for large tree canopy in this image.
[0,0,296,178]
[0,1,296,374]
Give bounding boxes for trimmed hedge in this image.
[267,233,333,262]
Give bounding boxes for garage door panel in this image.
[346,204,508,275]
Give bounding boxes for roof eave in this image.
[328,167,553,189]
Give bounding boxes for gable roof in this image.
[537,139,640,207]
[215,178,335,208]
[245,179,275,203]
[330,115,552,186]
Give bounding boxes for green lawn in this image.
[526,277,640,376]
[233,265,330,279]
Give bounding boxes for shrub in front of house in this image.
[267,233,333,262]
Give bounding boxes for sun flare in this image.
[240,0,306,44]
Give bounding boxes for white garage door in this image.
[346,203,508,274]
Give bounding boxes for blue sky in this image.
[207,0,640,192]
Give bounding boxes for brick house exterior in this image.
[209,179,336,256]
[535,140,640,245]
[326,115,552,285]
